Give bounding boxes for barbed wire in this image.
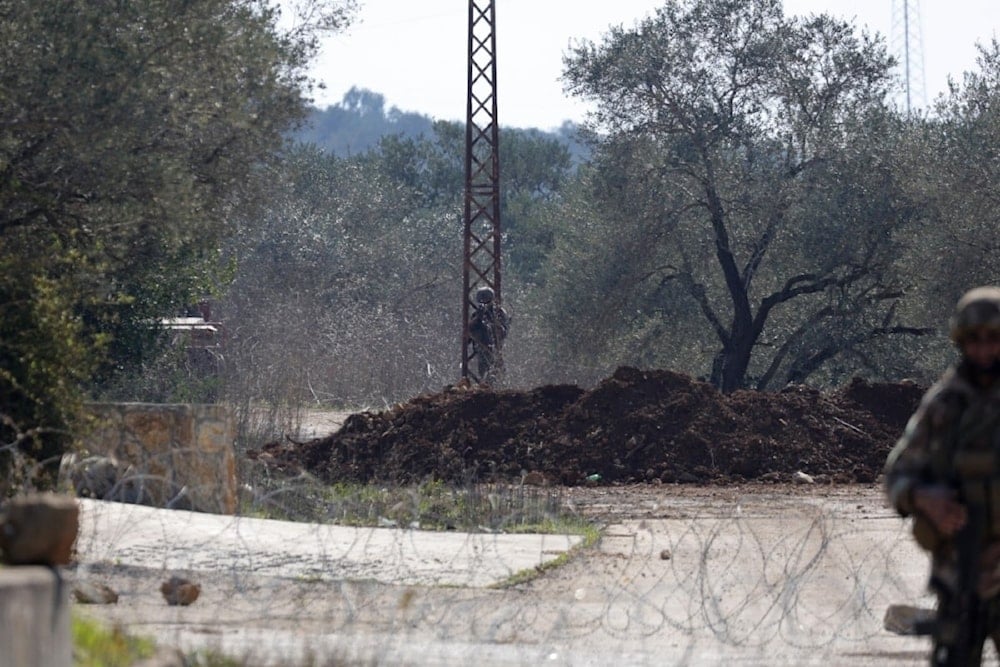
[59,480,948,666]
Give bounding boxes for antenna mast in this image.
[890,0,927,113]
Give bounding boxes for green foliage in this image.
[556,0,928,391]
[907,40,1000,311]
[370,120,465,207]
[218,112,579,406]
[369,121,575,281]
[0,268,95,490]
[240,467,583,534]
[100,340,224,404]
[73,614,250,667]
[494,523,600,589]
[0,0,355,475]
[72,614,156,667]
[499,129,575,284]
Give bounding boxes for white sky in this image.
[305,0,1000,129]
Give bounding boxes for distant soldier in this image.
[468,286,509,384]
[885,286,1000,666]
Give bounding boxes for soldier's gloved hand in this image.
[913,485,967,538]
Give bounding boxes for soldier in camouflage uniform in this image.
[469,286,509,385]
[885,286,1000,665]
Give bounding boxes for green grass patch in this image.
[72,614,155,667]
[73,614,256,667]
[493,521,602,588]
[239,470,595,537]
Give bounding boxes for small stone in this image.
[160,576,201,606]
[660,549,672,560]
[884,604,936,636]
[73,581,119,605]
[793,471,815,484]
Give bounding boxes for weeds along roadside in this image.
[233,405,597,536]
[238,466,596,537]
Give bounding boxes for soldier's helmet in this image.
[950,286,1000,343]
[475,286,495,304]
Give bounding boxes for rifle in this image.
[933,487,988,666]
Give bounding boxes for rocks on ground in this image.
[160,576,201,606]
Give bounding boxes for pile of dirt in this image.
[253,367,927,486]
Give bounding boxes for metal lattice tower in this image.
[890,0,927,113]
[461,0,503,383]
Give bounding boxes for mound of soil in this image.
[253,367,926,486]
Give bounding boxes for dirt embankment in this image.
[253,367,925,487]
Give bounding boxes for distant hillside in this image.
[292,86,589,160]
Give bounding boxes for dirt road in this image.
[67,483,953,666]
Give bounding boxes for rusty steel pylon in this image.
[461,0,503,384]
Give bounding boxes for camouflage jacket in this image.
[469,304,509,348]
[885,362,1000,595]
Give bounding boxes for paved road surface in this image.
[69,485,964,666]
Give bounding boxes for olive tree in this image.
[0,0,355,484]
[558,0,928,391]
[907,42,1000,314]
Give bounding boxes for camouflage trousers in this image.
[930,588,1000,666]
[473,343,503,385]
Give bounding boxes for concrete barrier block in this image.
[0,567,71,667]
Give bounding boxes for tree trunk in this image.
[718,334,753,393]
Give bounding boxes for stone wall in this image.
[79,403,236,515]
